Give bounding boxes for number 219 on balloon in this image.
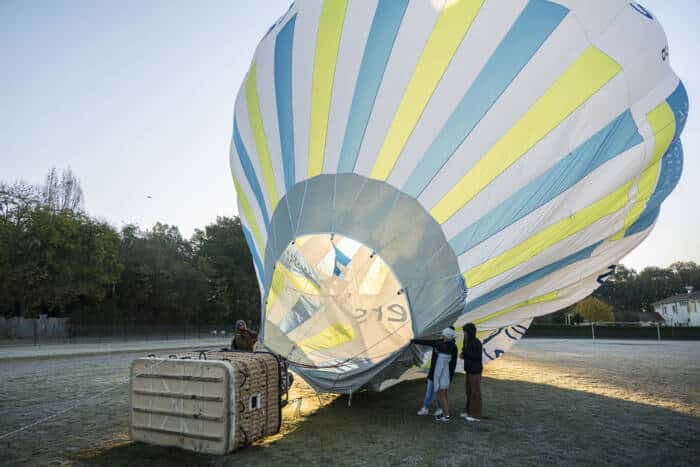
[352,304,406,323]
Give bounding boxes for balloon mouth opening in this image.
[262,233,414,369]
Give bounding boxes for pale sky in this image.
[1,1,698,271]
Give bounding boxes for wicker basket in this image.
[129,351,282,454]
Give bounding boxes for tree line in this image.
[2,169,698,327]
[540,261,700,324]
[0,169,260,327]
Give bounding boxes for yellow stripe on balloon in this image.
[265,267,285,315]
[472,291,558,325]
[465,180,633,287]
[246,63,279,211]
[276,262,320,296]
[308,0,348,178]
[266,261,320,316]
[431,46,621,224]
[369,0,483,182]
[233,178,265,258]
[294,236,310,248]
[298,323,355,353]
[612,101,676,240]
[359,258,391,295]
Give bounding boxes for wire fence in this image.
[0,321,249,346]
[527,323,700,340]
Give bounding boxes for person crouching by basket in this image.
[412,327,458,422]
[231,320,258,351]
[460,323,483,422]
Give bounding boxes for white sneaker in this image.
[459,412,469,419]
[435,415,451,422]
[417,407,429,416]
[465,416,480,422]
[433,408,443,417]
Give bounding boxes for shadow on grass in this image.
[77,375,699,467]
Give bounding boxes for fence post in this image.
[656,322,661,342]
[591,322,595,342]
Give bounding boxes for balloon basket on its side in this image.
[128,351,284,455]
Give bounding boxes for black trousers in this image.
[466,372,482,418]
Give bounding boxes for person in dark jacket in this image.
[460,323,483,421]
[231,320,258,351]
[412,327,458,422]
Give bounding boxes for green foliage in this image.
[594,262,700,313]
[0,180,121,317]
[112,222,202,325]
[107,218,260,327]
[191,217,260,325]
[574,297,614,322]
[5,168,698,328]
[0,170,261,327]
[536,263,700,325]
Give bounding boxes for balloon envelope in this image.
[230,0,688,393]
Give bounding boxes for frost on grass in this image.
[1,340,698,466]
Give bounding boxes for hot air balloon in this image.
[229,0,688,394]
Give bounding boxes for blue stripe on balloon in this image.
[482,328,501,345]
[645,143,683,212]
[333,244,351,278]
[402,0,568,197]
[274,15,297,191]
[242,225,265,284]
[464,241,602,313]
[334,245,351,266]
[666,81,689,139]
[625,205,660,237]
[336,0,409,173]
[233,119,270,229]
[449,111,642,256]
[625,139,683,236]
[279,296,318,334]
[625,81,688,237]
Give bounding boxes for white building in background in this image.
[652,288,700,327]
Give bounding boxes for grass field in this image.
[2,339,698,466]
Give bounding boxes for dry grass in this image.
[2,340,698,466]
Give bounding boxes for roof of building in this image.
[652,291,700,306]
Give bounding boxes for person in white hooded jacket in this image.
[412,327,458,422]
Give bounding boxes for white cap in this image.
[441,327,455,340]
